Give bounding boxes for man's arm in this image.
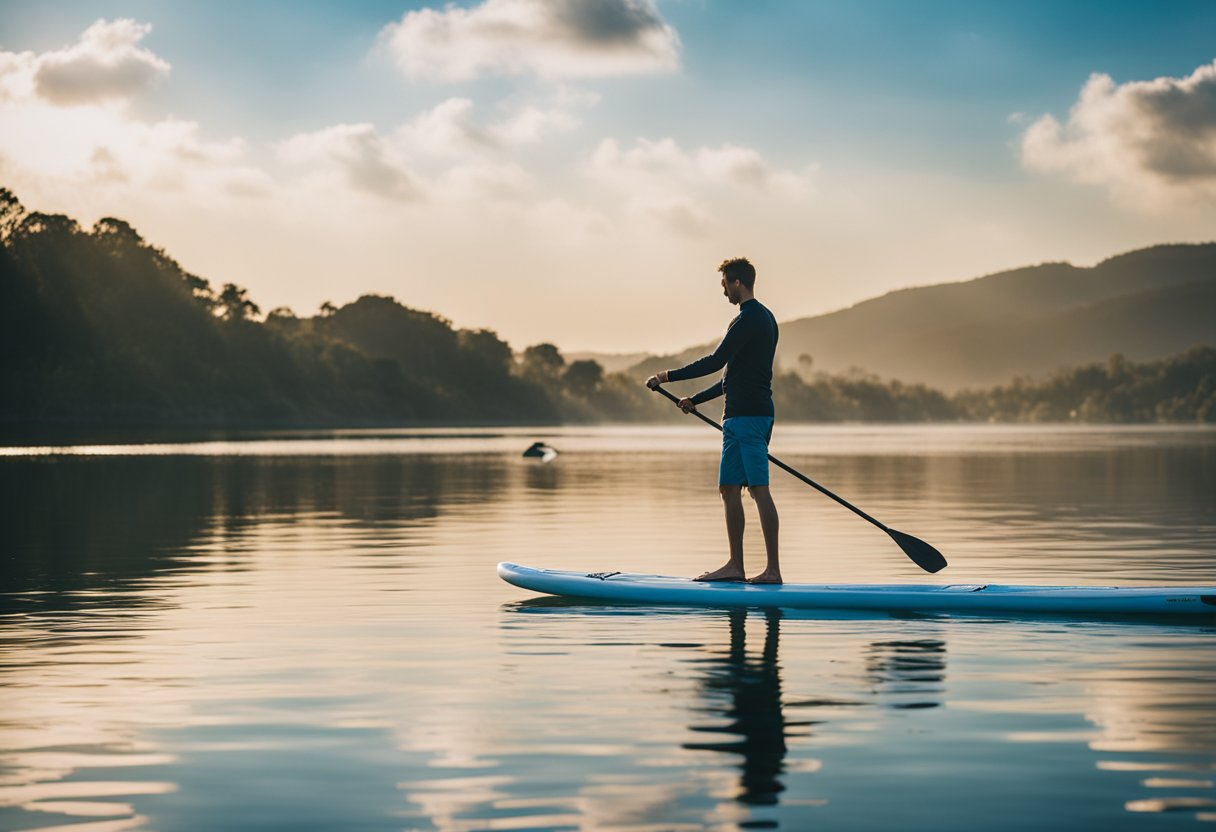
[690,379,723,405]
[669,379,720,413]
[664,315,751,383]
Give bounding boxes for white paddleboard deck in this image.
[498,562,1216,616]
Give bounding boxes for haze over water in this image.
[2,425,1215,830]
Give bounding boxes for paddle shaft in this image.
[652,385,887,532]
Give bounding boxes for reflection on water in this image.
[679,613,949,817]
[864,638,946,710]
[0,454,511,611]
[684,609,792,807]
[0,426,1214,830]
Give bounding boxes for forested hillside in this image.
[1,189,1212,429]
[0,189,558,427]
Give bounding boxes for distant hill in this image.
[630,244,1216,390]
[564,351,651,374]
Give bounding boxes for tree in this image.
[521,343,565,378]
[0,188,26,241]
[267,306,298,322]
[797,353,814,378]
[92,217,145,248]
[459,328,513,370]
[11,212,81,242]
[564,359,604,397]
[217,283,261,321]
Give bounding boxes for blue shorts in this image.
[719,416,774,486]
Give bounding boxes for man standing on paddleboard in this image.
[646,257,781,584]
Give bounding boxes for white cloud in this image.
[395,98,496,157]
[0,49,37,102]
[0,19,270,204]
[377,0,680,82]
[278,123,421,202]
[591,137,813,195]
[586,136,814,235]
[278,97,576,205]
[437,158,534,201]
[1020,60,1216,207]
[0,17,596,219]
[392,95,586,160]
[492,104,580,144]
[647,195,713,238]
[0,19,170,106]
[0,96,267,197]
[93,119,256,194]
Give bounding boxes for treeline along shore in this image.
[1,188,1213,431]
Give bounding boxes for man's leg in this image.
[734,417,781,584]
[748,485,781,584]
[696,484,746,581]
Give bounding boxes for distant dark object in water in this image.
[523,441,558,463]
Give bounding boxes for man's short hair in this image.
[718,257,756,290]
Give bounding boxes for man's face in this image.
[721,275,742,304]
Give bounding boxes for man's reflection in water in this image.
[684,608,797,806]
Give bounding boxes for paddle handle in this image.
[651,385,889,532]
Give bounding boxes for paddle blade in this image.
[887,528,948,574]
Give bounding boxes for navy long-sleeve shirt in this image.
[667,299,779,419]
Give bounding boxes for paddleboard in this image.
[498,562,1216,617]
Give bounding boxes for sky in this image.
[1,0,1214,354]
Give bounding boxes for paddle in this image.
[651,384,948,574]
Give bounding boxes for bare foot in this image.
[748,569,783,585]
[694,564,746,582]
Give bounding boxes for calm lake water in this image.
[1,424,1214,831]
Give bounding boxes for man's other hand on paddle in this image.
[646,371,695,412]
